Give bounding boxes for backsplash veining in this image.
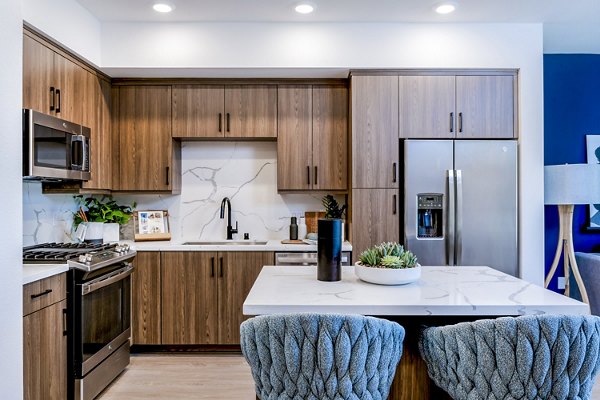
[23,142,331,245]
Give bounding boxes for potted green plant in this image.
[355,242,421,285]
[322,195,347,242]
[74,196,136,243]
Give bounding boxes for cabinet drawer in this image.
[23,273,67,316]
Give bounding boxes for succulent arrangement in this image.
[73,195,136,226]
[358,242,418,269]
[322,195,347,219]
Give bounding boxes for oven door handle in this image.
[81,263,134,295]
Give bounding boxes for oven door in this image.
[74,263,133,377]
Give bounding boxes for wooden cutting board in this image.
[280,240,305,244]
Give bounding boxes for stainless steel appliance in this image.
[275,251,352,266]
[23,109,91,181]
[404,140,518,276]
[23,242,136,400]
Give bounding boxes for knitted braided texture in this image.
[240,314,405,400]
[419,315,600,400]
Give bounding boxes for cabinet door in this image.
[161,252,219,344]
[118,86,173,191]
[218,252,274,344]
[23,34,54,115]
[277,85,313,190]
[312,86,348,191]
[224,85,277,138]
[351,189,400,262]
[132,252,162,345]
[172,85,224,138]
[23,300,67,400]
[82,74,112,190]
[399,76,455,138]
[54,53,84,124]
[456,75,515,138]
[351,76,399,189]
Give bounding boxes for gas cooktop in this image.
[23,242,136,272]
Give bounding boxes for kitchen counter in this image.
[243,265,589,316]
[127,239,352,252]
[22,263,69,285]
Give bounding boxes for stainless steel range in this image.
[24,242,136,400]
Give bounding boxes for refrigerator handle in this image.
[455,170,463,265]
[447,170,456,266]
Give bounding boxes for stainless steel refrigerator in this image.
[404,140,518,276]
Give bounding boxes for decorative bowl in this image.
[354,262,421,285]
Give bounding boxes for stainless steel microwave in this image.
[23,109,91,181]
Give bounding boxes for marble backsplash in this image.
[23,141,337,245]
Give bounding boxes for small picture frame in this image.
[585,135,600,231]
[133,210,171,241]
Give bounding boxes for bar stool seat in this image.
[419,315,600,400]
[240,313,405,400]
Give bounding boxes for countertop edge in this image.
[23,264,69,285]
[127,240,352,252]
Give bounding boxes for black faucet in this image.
[220,197,238,240]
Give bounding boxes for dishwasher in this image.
[275,251,352,266]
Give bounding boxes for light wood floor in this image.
[100,353,600,399]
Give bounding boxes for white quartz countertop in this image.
[22,263,69,285]
[128,239,352,252]
[243,265,590,316]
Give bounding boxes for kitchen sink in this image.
[182,241,268,246]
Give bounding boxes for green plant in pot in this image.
[355,242,420,285]
[73,196,136,243]
[321,195,347,242]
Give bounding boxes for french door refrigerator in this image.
[404,140,518,276]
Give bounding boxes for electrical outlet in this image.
[557,277,566,290]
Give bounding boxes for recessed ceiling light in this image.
[295,3,315,14]
[434,2,457,14]
[153,3,173,13]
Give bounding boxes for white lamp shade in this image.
[545,163,600,205]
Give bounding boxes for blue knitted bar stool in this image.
[419,315,600,400]
[240,313,405,400]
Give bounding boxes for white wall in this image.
[0,0,23,398]
[22,0,101,66]
[101,22,546,285]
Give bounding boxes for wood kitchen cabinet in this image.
[23,274,67,400]
[161,252,219,345]
[277,85,348,191]
[218,252,274,344]
[132,251,274,346]
[351,75,399,189]
[172,85,277,139]
[351,189,400,262]
[131,251,162,345]
[398,74,515,139]
[82,74,112,191]
[114,85,181,192]
[23,33,84,124]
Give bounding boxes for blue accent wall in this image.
[544,54,600,291]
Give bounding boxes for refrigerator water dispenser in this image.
[417,194,443,239]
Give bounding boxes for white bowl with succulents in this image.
[355,242,421,285]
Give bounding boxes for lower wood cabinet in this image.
[131,251,274,346]
[23,274,67,400]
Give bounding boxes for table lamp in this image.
[544,163,600,304]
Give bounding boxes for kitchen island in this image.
[243,265,589,399]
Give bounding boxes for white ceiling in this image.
[75,0,600,24]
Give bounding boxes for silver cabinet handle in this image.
[447,170,455,266]
[455,170,463,266]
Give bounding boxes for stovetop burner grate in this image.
[23,242,118,264]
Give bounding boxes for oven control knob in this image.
[85,254,93,263]
[115,245,123,253]
[122,244,130,252]
[78,255,87,263]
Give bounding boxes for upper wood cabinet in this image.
[114,85,181,192]
[82,74,112,191]
[398,74,516,139]
[23,34,84,124]
[351,75,399,189]
[278,85,348,191]
[455,75,515,138]
[172,85,277,139]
